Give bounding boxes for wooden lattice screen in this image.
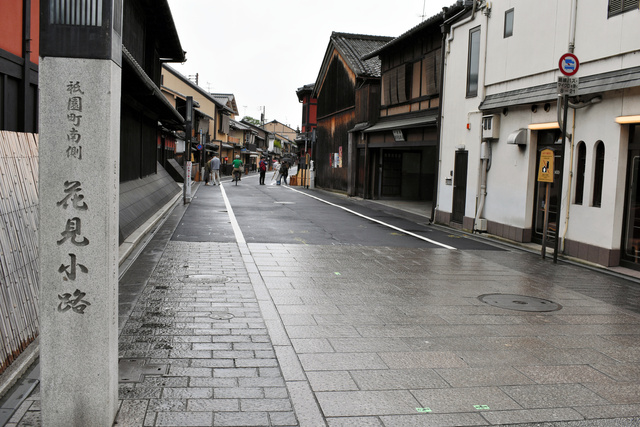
[0,131,39,375]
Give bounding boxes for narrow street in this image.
[6,174,640,426]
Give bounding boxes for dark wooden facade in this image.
[117,0,186,243]
[361,6,464,205]
[119,0,184,183]
[312,33,392,193]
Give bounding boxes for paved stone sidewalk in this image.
[4,240,307,427]
[116,241,299,426]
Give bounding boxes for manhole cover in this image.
[181,274,230,284]
[210,312,235,320]
[478,294,562,312]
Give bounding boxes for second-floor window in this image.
[383,63,413,105]
[504,9,514,38]
[467,27,481,98]
[608,0,640,18]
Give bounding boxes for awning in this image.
[364,113,438,133]
[480,65,640,111]
[221,143,233,149]
[349,122,371,133]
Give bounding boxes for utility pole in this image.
[184,96,193,204]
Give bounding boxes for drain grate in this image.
[119,358,168,383]
[478,293,562,312]
[210,312,235,320]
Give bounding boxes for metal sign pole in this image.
[184,96,193,204]
[553,94,569,263]
[541,182,550,259]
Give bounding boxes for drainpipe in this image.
[561,108,577,252]
[432,11,450,222]
[474,141,490,232]
[445,0,478,55]
[568,0,578,54]
[22,0,31,131]
[558,0,580,251]
[434,1,479,222]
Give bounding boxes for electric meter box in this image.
[482,115,500,140]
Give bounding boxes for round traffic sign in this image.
[196,144,203,150]
[559,53,579,76]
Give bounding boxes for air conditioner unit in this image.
[475,218,488,232]
[482,114,500,140]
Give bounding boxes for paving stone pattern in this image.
[7,184,640,426]
[116,241,298,426]
[250,243,640,426]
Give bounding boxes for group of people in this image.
[204,154,291,186]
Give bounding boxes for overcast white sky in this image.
[166,0,456,130]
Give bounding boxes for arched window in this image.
[593,141,605,207]
[574,141,586,205]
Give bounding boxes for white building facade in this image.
[436,0,640,267]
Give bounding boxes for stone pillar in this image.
[38,1,122,425]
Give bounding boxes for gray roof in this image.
[330,32,393,78]
[313,32,393,98]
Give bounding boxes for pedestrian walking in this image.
[271,160,280,183]
[204,156,212,185]
[278,161,289,185]
[210,155,221,185]
[259,157,267,185]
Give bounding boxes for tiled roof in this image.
[330,32,393,78]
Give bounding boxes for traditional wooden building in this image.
[312,32,393,193]
[360,5,464,209]
[118,0,186,243]
[161,65,237,171]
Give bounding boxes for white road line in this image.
[285,186,456,250]
[219,183,246,245]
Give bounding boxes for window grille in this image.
[608,0,640,18]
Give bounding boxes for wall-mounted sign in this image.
[392,129,405,142]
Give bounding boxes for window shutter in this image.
[389,67,399,105]
[382,72,390,106]
[397,66,407,103]
[609,0,639,17]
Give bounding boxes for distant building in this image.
[295,83,317,161]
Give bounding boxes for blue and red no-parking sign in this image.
[559,53,579,76]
